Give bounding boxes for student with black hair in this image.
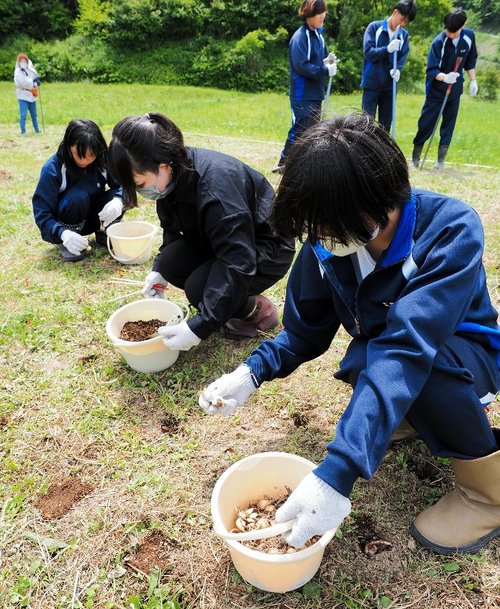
[200,113,500,555]
[32,119,124,262]
[361,1,417,132]
[108,113,295,350]
[273,0,336,174]
[412,8,478,169]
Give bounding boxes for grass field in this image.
[0,82,499,609]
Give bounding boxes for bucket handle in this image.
[213,518,294,542]
[107,234,153,264]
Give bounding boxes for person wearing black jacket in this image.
[108,113,295,351]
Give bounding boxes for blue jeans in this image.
[18,99,40,134]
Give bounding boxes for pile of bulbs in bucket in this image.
[232,491,320,554]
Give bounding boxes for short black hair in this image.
[57,118,108,177]
[444,8,467,33]
[299,0,327,20]
[394,0,417,23]
[108,112,188,208]
[271,113,411,247]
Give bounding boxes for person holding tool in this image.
[412,8,478,170]
[200,113,500,555]
[32,119,124,262]
[272,0,337,175]
[360,1,417,133]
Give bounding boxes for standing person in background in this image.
[32,119,124,262]
[412,8,478,169]
[109,113,295,350]
[361,1,417,132]
[273,0,337,174]
[14,53,41,136]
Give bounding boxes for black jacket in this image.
[154,147,295,338]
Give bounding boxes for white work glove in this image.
[469,79,478,96]
[387,38,402,53]
[98,197,123,228]
[390,68,400,82]
[61,229,89,256]
[275,472,352,548]
[142,271,168,299]
[158,320,201,351]
[323,54,337,77]
[443,72,459,84]
[199,364,257,416]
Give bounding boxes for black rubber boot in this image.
[58,244,85,262]
[435,145,449,170]
[412,145,423,169]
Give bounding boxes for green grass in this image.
[0,82,499,609]
[1,81,499,167]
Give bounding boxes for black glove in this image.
[33,77,41,86]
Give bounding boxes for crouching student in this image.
[108,113,295,351]
[199,113,500,555]
[32,119,124,261]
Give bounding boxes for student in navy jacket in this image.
[32,119,124,262]
[200,113,500,556]
[273,0,336,174]
[361,1,417,132]
[412,9,478,169]
[108,113,295,350]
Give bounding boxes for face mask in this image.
[136,173,175,200]
[327,226,380,257]
[20,60,28,69]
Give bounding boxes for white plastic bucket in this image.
[105,299,189,373]
[106,221,157,265]
[211,452,336,593]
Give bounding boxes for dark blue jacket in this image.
[361,19,410,91]
[425,29,477,98]
[289,24,329,102]
[154,148,295,339]
[32,153,122,243]
[245,190,500,497]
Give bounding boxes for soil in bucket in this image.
[119,319,164,342]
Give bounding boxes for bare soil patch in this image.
[160,413,181,434]
[35,477,94,520]
[352,513,393,558]
[119,319,164,341]
[126,530,174,574]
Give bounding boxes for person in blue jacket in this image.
[361,0,417,132]
[108,113,295,349]
[32,119,124,262]
[200,113,500,556]
[273,0,337,174]
[412,9,478,169]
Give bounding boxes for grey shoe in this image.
[58,244,85,262]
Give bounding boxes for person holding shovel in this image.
[272,0,337,174]
[32,119,124,262]
[108,112,295,350]
[412,8,478,169]
[200,112,500,555]
[14,53,41,136]
[360,1,417,133]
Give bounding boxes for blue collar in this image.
[379,193,416,267]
